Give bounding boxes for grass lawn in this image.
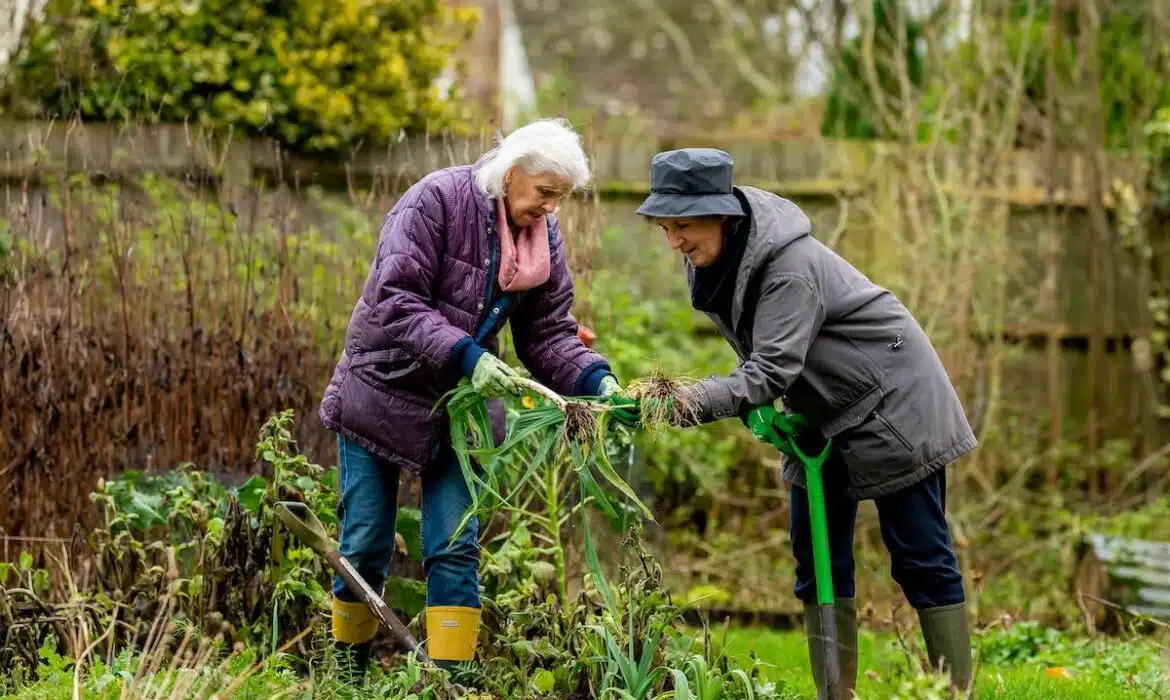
[708,623,1167,699]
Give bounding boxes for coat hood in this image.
[726,186,813,330]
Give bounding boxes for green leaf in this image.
[322,466,340,491]
[271,596,280,656]
[670,669,693,700]
[577,461,619,522]
[129,489,166,527]
[32,569,49,595]
[728,668,756,700]
[384,576,427,619]
[236,474,268,513]
[19,551,32,570]
[533,669,556,694]
[207,517,225,543]
[395,507,423,563]
[525,560,556,583]
[590,444,654,522]
[581,508,616,614]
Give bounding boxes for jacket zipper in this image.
[473,219,499,341]
[874,411,914,452]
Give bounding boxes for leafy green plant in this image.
[579,240,758,523]
[0,554,50,600]
[591,621,668,699]
[442,377,660,611]
[975,620,1168,692]
[665,653,759,700]
[5,0,478,152]
[978,621,1070,666]
[80,410,339,654]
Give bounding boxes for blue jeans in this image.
[332,435,480,609]
[790,455,965,610]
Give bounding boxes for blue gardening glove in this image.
[471,353,524,399]
[598,376,642,429]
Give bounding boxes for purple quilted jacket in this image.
[318,159,612,476]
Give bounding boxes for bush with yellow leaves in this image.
[3,0,479,152]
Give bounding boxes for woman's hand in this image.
[598,376,642,429]
[471,354,525,398]
[746,406,828,457]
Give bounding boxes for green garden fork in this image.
[751,410,841,700]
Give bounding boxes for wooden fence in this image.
[1,119,1163,485]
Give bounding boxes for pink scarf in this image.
[495,198,550,292]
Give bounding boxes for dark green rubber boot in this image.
[804,598,859,699]
[918,602,973,696]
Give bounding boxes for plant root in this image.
[625,370,701,429]
[561,402,601,444]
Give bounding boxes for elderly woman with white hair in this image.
[317,118,628,678]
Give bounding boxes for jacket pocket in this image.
[873,410,914,452]
[786,334,884,434]
[350,348,421,385]
[349,347,453,405]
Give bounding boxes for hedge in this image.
[2,0,479,153]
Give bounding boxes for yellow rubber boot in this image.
[425,606,481,669]
[332,598,378,683]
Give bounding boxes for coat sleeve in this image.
[684,272,824,424]
[509,216,614,396]
[368,184,471,369]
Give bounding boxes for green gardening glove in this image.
[747,405,814,456]
[471,353,524,399]
[599,376,642,429]
[747,406,793,455]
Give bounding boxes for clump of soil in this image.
[562,401,601,444]
[625,370,700,429]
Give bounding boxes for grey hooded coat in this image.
[685,186,977,500]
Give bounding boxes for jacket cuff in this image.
[451,338,487,379]
[686,378,737,424]
[574,361,614,397]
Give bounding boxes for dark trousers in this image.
[789,459,965,610]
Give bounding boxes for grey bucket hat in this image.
[635,148,745,218]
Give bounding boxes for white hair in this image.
[474,117,591,198]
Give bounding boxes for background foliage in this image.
[1,0,478,152]
[2,0,1170,695]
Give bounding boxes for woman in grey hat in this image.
[629,148,977,697]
